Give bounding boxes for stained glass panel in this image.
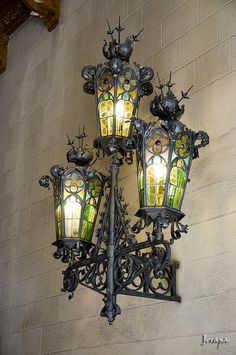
[167,159,186,210]
[64,195,82,238]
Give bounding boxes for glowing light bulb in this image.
[115,100,125,117]
[64,196,78,218]
[153,163,167,181]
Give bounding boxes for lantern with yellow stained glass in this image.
[134,75,209,227]
[82,20,154,154]
[39,135,104,261]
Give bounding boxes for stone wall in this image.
[0,0,236,354]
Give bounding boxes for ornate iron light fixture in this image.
[39,20,209,324]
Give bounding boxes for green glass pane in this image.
[88,205,96,223]
[84,204,89,220]
[178,168,185,188]
[104,92,109,99]
[170,167,177,185]
[147,185,156,206]
[81,220,87,237]
[156,184,165,206]
[140,189,144,207]
[83,222,93,241]
[138,170,144,189]
[122,92,129,100]
[167,184,176,207]
[173,187,183,209]
[57,222,62,239]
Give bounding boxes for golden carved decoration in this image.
[0,33,9,74]
[23,0,60,32]
[0,0,60,74]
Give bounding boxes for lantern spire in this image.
[66,130,94,166]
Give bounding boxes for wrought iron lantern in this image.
[39,131,104,262]
[38,20,209,324]
[134,74,209,232]
[82,18,154,156]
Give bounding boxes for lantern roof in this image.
[102,17,144,70]
[66,126,94,167]
[150,72,193,125]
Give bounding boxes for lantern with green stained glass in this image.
[134,75,209,227]
[39,135,104,261]
[82,20,154,154]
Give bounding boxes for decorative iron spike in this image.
[132,28,144,42]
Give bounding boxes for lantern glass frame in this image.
[52,167,103,248]
[136,125,195,224]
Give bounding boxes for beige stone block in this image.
[35,60,48,85]
[153,39,181,80]
[21,327,41,355]
[8,256,25,284]
[28,178,46,207]
[122,9,142,40]
[171,62,195,99]
[142,0,171,30]
[170,0,187,9]
[41,323,62,354]
[187,70,236,138]
[73,48,91,82]
[24,248,47,278]
[0,285,10,311]
[29,199,49,227]
[65,0,86,16]
[84,14,105,49]
[64,80,84,114]
[36,220,54,249]
[219,1,236,40]
[128,0,147,15]
[25,107,45,139]
[231,33,236,70]
[66,31,84,64]
[162,0,198,46]
[196,40,230,90]
[0,310,11,336]
[52,267,64,296]
[104,0,128,27]
[38,296,58,325]
[199,0,231,21]
[23,88,40,117]
[5,236,21,261]
[135,21,161,63]
[0,262,9,287]
[1,332,21,355]
[22,156,39,185]
[181,14,218,65]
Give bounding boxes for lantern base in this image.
[135,206,185,228]
[52,239,94,251]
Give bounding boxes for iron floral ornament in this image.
[39,20,209,324]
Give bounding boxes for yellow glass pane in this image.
[100,118,108,137]
[64,196,81,219]
[170,167,177,185]
[156,184,165,206]
[99,99,113,118]
[115,100,133,119]
[146,164,166,185]
[173,187,183,209]
[123,119,131,137]
[147,185,156,206]
[125,101,133,118]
